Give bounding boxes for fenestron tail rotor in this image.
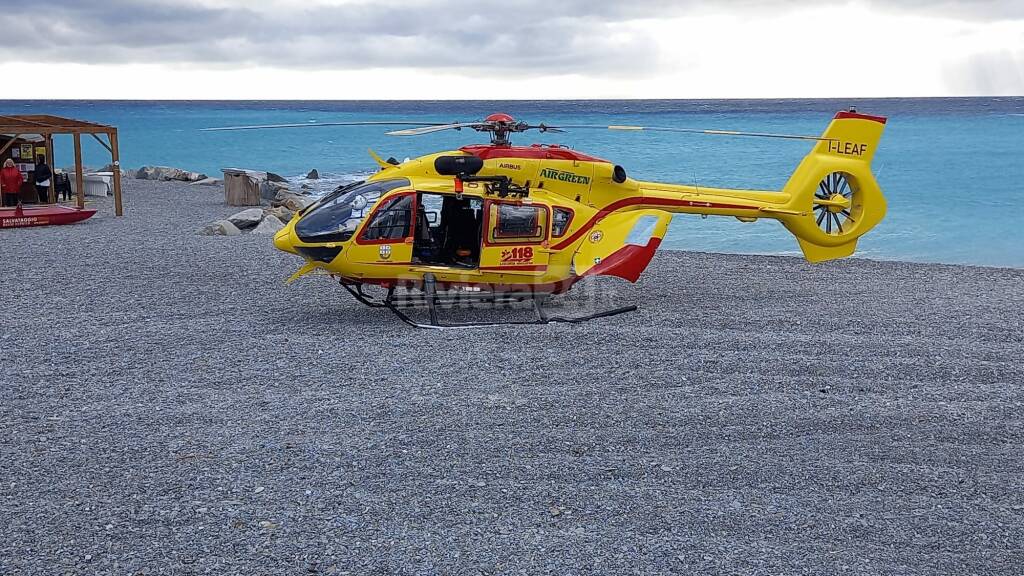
[812,171,859,236]
[777,111,888,263]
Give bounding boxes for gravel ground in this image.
[2,179,1023,575]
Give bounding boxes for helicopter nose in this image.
[273,227,299,254]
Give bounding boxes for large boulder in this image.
[227,208,264,229]
[272,191,313,212]
[252,214,286,235]
[197,220,241,236]
[98,164,135,179]
[266,172,288,183]
[260,180,289,202]
[263,206,294,223]
[136,166,208,182]
[306,169,319,180]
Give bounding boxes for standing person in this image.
[1,158,23,207]
[34,155,52,204]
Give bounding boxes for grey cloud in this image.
[0,0,672,74]
[868,0,1024,21]
[945,49,1024,94]
[1,0,1020,75]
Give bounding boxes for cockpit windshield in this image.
[295,178,411,243]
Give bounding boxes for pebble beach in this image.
[2,179,1023,574]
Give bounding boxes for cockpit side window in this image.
[294,178,409,243]
[360,194,414,242]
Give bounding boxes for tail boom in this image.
[627,111,887,263]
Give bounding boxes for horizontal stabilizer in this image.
[574,210,671,282]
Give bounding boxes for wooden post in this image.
[45,134,55,203]
[110,130,123,216]
[73,133,85,209]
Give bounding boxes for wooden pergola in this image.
[0,114,123,216]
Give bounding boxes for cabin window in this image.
[489,203,547,243]
[361,194,413,241]
[551,208,573,238]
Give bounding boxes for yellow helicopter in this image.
[207,110,887,328]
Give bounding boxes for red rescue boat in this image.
[0,204,97,229]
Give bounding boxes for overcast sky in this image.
[1,0,1021,99]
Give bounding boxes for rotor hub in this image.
[824,193,851,213]
[484,113,516,123]
[812,172,858,236]
[480,113,526,146]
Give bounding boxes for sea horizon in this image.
[5,96,1020,101]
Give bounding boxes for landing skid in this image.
[340,275,637,329]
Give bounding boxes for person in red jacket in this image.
[1,158,24,207]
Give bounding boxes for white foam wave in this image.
[286,170,375,196]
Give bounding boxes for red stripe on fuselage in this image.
[479,265,549,272]
[550,197,758,250]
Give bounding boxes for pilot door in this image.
[349,192,416,265]
[479,199,551,275]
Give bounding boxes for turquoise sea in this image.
[3,98,1022,267]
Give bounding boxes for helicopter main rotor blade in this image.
[528,124,566,133]
[552,124,834,142]
[200,121,449,132]
[386,123,486,136]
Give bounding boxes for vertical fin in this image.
[778,111,888,263]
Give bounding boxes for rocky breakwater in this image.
[260,176,317,213]
[135,166,209,183]
[197,206,295,237]
[183,165,339,237]
[197,170,323,237]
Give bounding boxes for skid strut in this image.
[340,274,636,329]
